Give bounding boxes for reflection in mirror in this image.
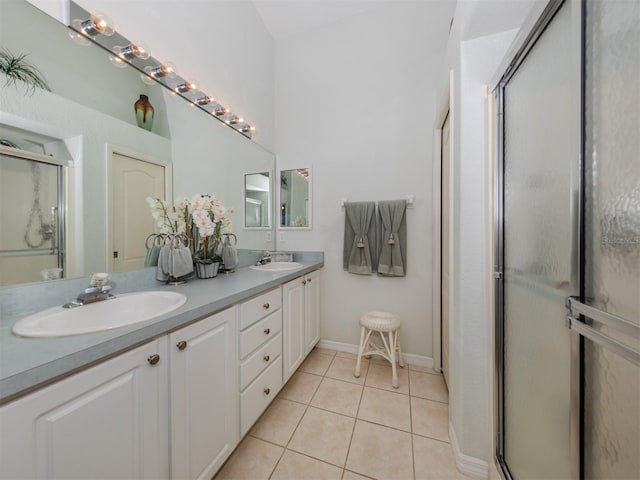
[280,168,311,229]
[0,0,275,288]
[244,172,271,228]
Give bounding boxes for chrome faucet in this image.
[256,251,272,265]
[63,274,116,308]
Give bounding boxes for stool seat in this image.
[360,311,401,332]
[355,311,404,388]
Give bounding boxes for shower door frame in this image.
[493,0,582,478]
[0,146,67,281]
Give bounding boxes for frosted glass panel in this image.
[502,2,576,478]
[583,0,640,477]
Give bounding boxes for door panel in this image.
[441,112,451,387]
[111,153,165,272]
[582,0,640,477]
[501,2,578,477]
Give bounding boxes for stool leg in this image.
[396,328,405,368]
[389,330,399,388]
[354,326,366,378]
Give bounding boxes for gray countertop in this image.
[0,251,323,404]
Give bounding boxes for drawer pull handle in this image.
[263,302,270,309]
[264,387,271,396]
[176,340,187,351]
[147,354,160,366]
[264,355,270,362]
[264,328,271,335]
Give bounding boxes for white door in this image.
[169,308,238,480]
[0,340,168,479]
[441,113,450,387]
[111,153,165,272]
[282,277,306,381]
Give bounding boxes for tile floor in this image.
[215,348,471,480]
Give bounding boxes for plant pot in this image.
[195,261,219,279]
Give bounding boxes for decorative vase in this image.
[134,94,154,131]
[195,261,219,279]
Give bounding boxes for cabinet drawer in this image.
[239,310,282,359]
[240,288,282,330]
[240,333,282,391]
[240,356,283,436]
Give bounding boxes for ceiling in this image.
[251,0,400,40]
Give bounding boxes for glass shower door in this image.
[581,0,640,477]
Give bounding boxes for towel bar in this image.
[340,195,414,209]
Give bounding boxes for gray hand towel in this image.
[156,244,171,281]
[144,244,161,267]
[377,199,407,277]
[171,238,194,278]
[343,201,377,275]
[222,235,238,271]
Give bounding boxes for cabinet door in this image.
[169,307,238,480]
[0,340,168,480]
[282,277,306,382]
[305,270,321,353]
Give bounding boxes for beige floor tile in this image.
[313,347,338,357]
[409,371,448,403]
[326,356,369,385]
[278,371,322,404]
[411,397,449,442]
[335,350,358,359]
[311,377,364,417]
[357,387,411,432]
[413,435,470,480]
[288,406,355,467]
[342,470,373,480]
[271,450,343,480]
[214,436,283,480]
[249,398,307,446]
[346,420,414,480]
[365,363,409,394]
[408,364,440,375]
[298,351,335,376]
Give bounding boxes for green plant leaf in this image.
[0,49,51,94]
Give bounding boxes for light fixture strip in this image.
[68,1,255,139]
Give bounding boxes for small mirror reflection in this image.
[280,168,310,228]
[244,172,271,228]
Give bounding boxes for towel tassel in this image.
[387,233,396,245]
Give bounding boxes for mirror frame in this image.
[278,167,312,230]
[243,170,272,230]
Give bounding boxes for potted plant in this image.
[189,194,233,278]
[0,49,51,94]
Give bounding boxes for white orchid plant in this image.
[146,194,233,264]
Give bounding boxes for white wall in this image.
[27,0,275,151]
[274,2,455,360]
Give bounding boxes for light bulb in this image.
[195,95,214,106]
[213,104,230,116]
[144,62,177,79]
[226,115,242,125]
[174,80,198,93]
[112,42,150,60]
[108,54,127,68]
[71,12,115,37]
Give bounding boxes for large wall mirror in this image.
[0,0,275,287]
[279,168,311,229]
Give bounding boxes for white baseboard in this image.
[316,339,435,369]
[449,422,489,479]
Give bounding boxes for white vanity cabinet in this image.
[0,339,169,480]
[169,307,238,480]
[238,287,283,436]
[282,270,321,382]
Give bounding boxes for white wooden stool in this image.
[354,311,405,388]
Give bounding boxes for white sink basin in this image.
[12,291,187,338]
[249,261,303,272]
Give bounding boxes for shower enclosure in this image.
[0,148,65,286]
[494,0,639,478]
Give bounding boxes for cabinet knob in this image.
[264,355,270,362]
[263,302,270,309]
[302,280,307,285]
[147,354,160,366]
[264,328,271,335]
[264,387,271,396]
[176,340,187,351]
[307,278,312,283]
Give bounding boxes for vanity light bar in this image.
[68,1,255,139]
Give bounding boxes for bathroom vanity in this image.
[0,253,323,479]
